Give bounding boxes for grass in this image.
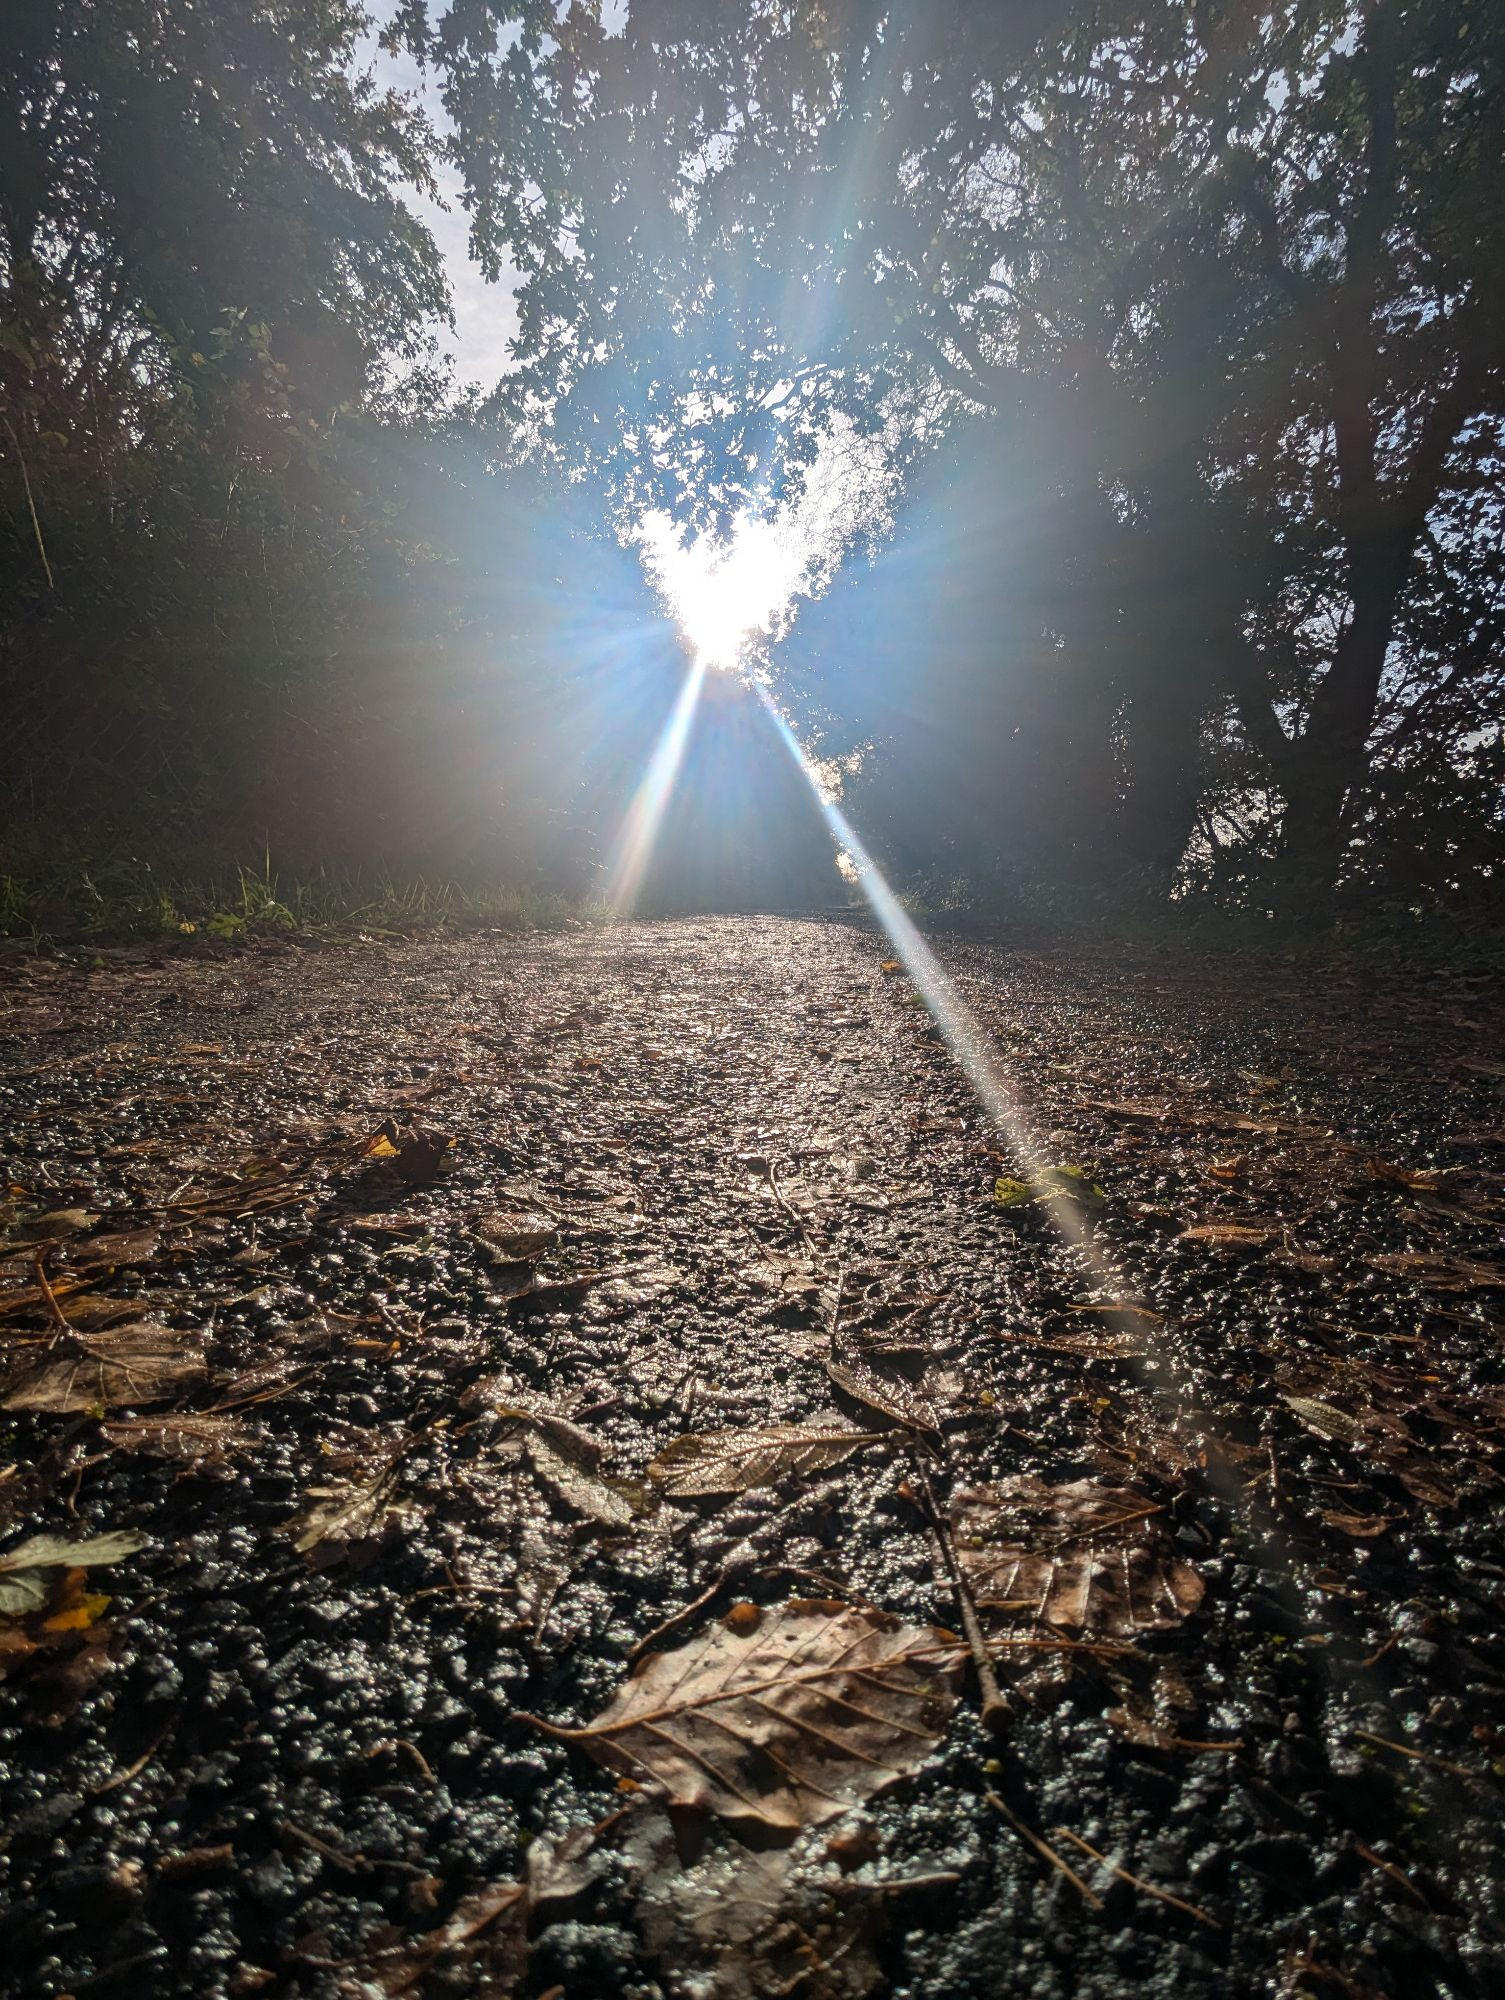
[0,855,598,944]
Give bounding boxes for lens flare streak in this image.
[607,656,709,913]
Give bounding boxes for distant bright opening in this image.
[640,511,809,673]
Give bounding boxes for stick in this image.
[1350,1729,1482,1783]
[913,1459,1009,1731]
[1051,1824,1221,1928]
[986,1790,1102,1908]
[33,1248,74,1344]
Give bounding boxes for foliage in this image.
[420,0,1505,904]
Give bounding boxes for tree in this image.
[423,0,1505,901]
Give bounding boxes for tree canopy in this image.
[2,1,1500,914]
[418,0,1505,901]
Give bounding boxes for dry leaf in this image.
[286,1455,409,1560]
[64,1228,163,1271]
[1366,1251,1505,1291]
[359,1879,528,1997]
[826,1360,939,1439]
[523,1599,961,1835]
[1106,1708,1241,1755]
[100,1413,264,1463]
[2,1323,207,1413]
[471,1208,560,1260]
[1177,1223,1275,1249]
[648,1420,884,1499]
[523,1432,641,1527]
[952,1478,1204,1636]
[1283,1396,1367,1445]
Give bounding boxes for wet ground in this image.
[2,914,1504,2000]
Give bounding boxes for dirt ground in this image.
[2,915,1504,2000]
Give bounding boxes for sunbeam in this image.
[606,656,710,914]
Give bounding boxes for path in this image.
[2,917,1503,1998]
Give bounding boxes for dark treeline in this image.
[3,2,1501,916]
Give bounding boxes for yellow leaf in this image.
[44,1590,110,1633]
[365,1134,399,1158]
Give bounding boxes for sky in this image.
[374,42,522,387]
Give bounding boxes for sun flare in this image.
[640,512,806,672]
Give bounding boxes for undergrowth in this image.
[0,857,596,943]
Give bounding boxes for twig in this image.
[766,1158,819,1256]
[90,1714,178,1796]
[1051,1824,1221,1928]
[912,1459,1009,1731]
[368,1736,435,1783]
[33,1248,74,1344]
[1350,1729,1483,1783]
[280,1820,366,1874]
[3,415,55,591]
[627,1570,736,1670]
[1354,1841,1430,1909]
[986,1790,1102,1908]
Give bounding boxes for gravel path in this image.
[2,916,1503,1999]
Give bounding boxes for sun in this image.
[639,512,804,671]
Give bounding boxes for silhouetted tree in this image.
[423,0,1505,902]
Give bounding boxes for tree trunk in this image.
[1277,550,1404,899]
[1116,676,1205,887]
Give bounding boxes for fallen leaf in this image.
[471,1208,561,1260]
[1367,1251,1505,1291]
[522,1599,961,1835]
[994,1165,1105,1213]
[1283,1395,1367,1445]
[2,1323,207,1413]
[826,1359,939,1439]
[1321,1510,1393,1538]
[1106,1707,1242,1754]
[952,1478,1204,1636]
[286,1456,410,1560]
[0,1208,99,1251]
[484,1397,645,1526]
[648,1420,885,1499]
[523,1432,642,1527]
[64,1228,163,1271]
[629,1810,886,2000]
[100,1412,264,1463]
[0,1529,145,1616]
[1177,1223,1275,1249]
[360,1879,528,1996]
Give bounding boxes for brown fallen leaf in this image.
[63,1228,164,1271]
[1283,1395,1368,1445]
[100,1412,265,1463]
[1321,1510,1393,1538]
[361,1879,528,1997]
[1366,1251,1505,1291]
[648,1420,885,1499]
[2,1323,207,1413]
[628,1808,887,2000]
[952,1478,1204,1636]
[521,1599,961,1836]
[826,1359,940,1440]
[1177,1223,1276,1249]
[470,1208,561,1260]
[285,1441,412,1562]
